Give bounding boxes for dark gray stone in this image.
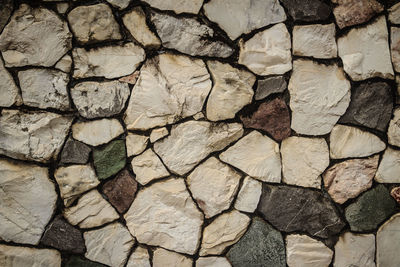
[280,0,331,22]
[60,138,91,164]
[65,256,107,267]
[255,76,287,101]
[0,0,13,33]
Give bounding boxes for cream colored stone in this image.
[142,0,203,14]
[72,119,124,146]
[153,248,193,267]
[55,54,72,73]
[126,246,151,267]
[106,0,131,9]
[234,176,262,213]
[388,108,400,147]
[126,133,149,157]
[334,232,375,267]
[0,245,61,267]
[389,2,400,24]
[56,3,69,14]
[150,127,168,143]
[196,257,232,267]
[375,148,400,183]
[0,58,20,107]
[377,213,400,267]
[391,27,400,73]
[131,149,170,185]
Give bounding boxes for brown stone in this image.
[240,98,291,142]
[391,187,400,204]
[119,71,140,85]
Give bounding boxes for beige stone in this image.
[150,127,168,143]
[142,0,203,14]
[126,133,149,157]
[0,245,61,267]
[234,176,262,213]
[131,149,170,185]
[0,58,20,107]
[55,54,72,73]
[153,248,193,267]
[388,108,400,147]
[389,2,400,24]
[377,213,400,267]
[196,257,232,267]
[126,246,151,267]
[106,0,131,9]
[72,119,124,147]
[375,148,400,183]
[334,232,375,267]
[391,27,400,73]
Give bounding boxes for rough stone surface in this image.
[391,27,400,73]
[72,119,124,147]
[280,0,331,21]
[0,0,13,32]
[375,148,400,183]
[196,257,232,267]
[334,232,376,267]
[234,176,262,213]
[106,0,131,9]
[152,248,193,267]
[126,246,151,267]
[60,138,91,165]
[0,58,20,107]
[150,127,168,143]
[65,257,106,267]
[377,213,400,267]
[388,108,400,147]
[389,2,400,24]
[126,133,148,157]
[131,149,169,185]
[93,140,126,180]
[0,245,61,267]
[255,76,287,101]
[142,0,203,14]
[391,187,400,204]
[55,54,72,73]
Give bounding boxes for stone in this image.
[72,119,124,147]
[375,148,400,183]
[193,112,205,120]
[234,176,262,213]
[281,0,331,21]
[388,108,400,147]
[124,54,212,130]
[220,131,281,183]
[73,43,145,79]
[200,210,250,256]
[84,223,135,267]
[391,187,400,204]
[239,23,291,76]
[389,2,400,24]
[289,60,351,135]
[258,184,345,238]
[153,248,193,267]
[334,232,376,267]
[203,0,286,40]
[255,76,287,101]
[124,178,203,255]
[93,140,126,180]
[126,246,150,267]
[55,54,72,73]
[240,98,291,141]
[206,60,255,121]
[65,256,106,267]
[227,217,285,267]
[187,157,241,218]
[56,3,69,14]
[377,213,400,267]
[126,133,148,157]
[154,120,243,175]
[71,81,130,119]
[142,0,203,14]
[106,0,131,9]
[68,4,121,44]
[281,136,329,189]
[286,234,333,267]
[0,0,13,32]
[0,109,72,162]
[397,77,400,105]
[345,185,396,232]
[0,58,20,107]
[150,11,233,58]
[18,68,70,111]
[119,71,140,85]
[293,23,337,59]
[131,149,169,185]
[338,16,394,81]
[60,138,91,165]
[0,245,61,267]
[391,27,400,73]
[196,257,231,267]
[0,159,58,245]
[150,127,168,143]
[0,4,72,67]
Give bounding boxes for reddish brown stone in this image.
[119,71,140,85]
[391,187,400,204]
[240,98,291,142]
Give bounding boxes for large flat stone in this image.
[131,149,169,185]
[0,245,61,267]
[375,148,400,183]
[255,76,287,101]
[152,248,193,267]
[280,0,331,21]
[126,246,151,267]
[388,108,400,147]
[377,213,400,267]
[234,176,262,213]
[0,57,20,107]
[72,119,124,147]
[334,232,375,267]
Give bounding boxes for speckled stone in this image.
[93,140,126,180]
[281,0,331,22]
[255,76,287,101]
[60,138,91,165]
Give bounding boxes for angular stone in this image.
[388,108,400,147]
[56,3,69,14]
[93,140,126,180]
[55,54,72,73]
[240,98,291,142]
[124,54,212,130]
[206,60,255,121]
[391,27,400,73]
[188,157,241,218]
[255,76,287,101]
[142,0,203,14]
[220,131,281,183]
[119,71,140,85]
[153,248,193,267]
[154,121,243,175]
[0,159,57,245]
[392,187,400,204]
[234,176,262,213]
[124,178,203,255]
[0,57,20,107]
[0,0,13,32]
[281,136,329,189]
[126,246,150,267]
[131,149,169,185]
[397,76,400,105]
[106,0,131,9]
[375,148,400,183]
[60,138,91,165]
[65,256,106,267]
[126,133,148,157]
[0,245,61,267]
[258,184,345,238]
[338,16,394,81]
[389,2,400,24]
[281,0,331,21]
[150,127,168,143]
[289,60,350,135]
[377,213,400,267]
[72,119,124,147]
[197,257,232,267]
[0,4,72,67]
[334,232,375,267]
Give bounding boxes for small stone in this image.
[72,119,124,147]
[193,112,205,120]
[60,138,91,165]
[0,0,13,32]
[93,140,126,180]
[142,0,203,14]
[0,57,21,107]
[375,148,400,183]
[334,232,376,267]
[397,77,400,104]
[0,245,61,267]
[119,71,140,85]
[389,2,400,24]
[188,157,241,218]
[391,27,400,73]
[377,213,400,267]
[388,108,400,147]
[196,257,231,267]
[106,0,131,9]
[255,76,287,101]
[56,3,69,14]
[220,131,281,183]
[126,133,148,157]
[391,187,400,204]
[234,176,262,213]
[126,246,150,267]
[55,54,72,73]
[153,248,193,267]
[150,127,168,143]
[281,0,331,21]
[65,256,106,267]
[131,149,169,185]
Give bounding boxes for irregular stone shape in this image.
[142,0,203,14]
[0,4,72,67]
[72,119,124,147]
[240,98,291,142]
[106,0,131,9]
[188,157,241,218]
[339,81,393,132]
[375,148,400,183]
[389,2,400,24]
[338,16,394,81]
[150,127,168,143]
[73,43,145,79]
[334,232,376,267]
[124,178,203,255]
[153,248,193,267]
[200,210,250,256]
[220,131,281,183]
[154,120,243,175]
[150,11,233,58]
[119,71,140,85]
[377,213,400,266]
[0,0,13,32]
[391,27,400,73]
[345,185,396,232]
[71,81,130,119]
[234,176,262,213]
[281,0,331,21]
[0,159,58,245]
[227,217,285,267]
[397,77,400,105]
[41,216,85,254]
[391,187,400,204]
[239,23,291,75]
[0,57,20,107]
[258,184,345,238]
[0,245,61,267]
[255,76,287,101]
[55,54,72,73]
[126,246,150,267]
[203,0,286,40]
[286,234,333,267]
[293,23,337,59]
[206,60,255,121]
[289,60,350,135]
[131,149,169,185]
[126,133,148,157]
[84,223,135,267]
[65,256,106,267]
[56,3,69,14]
[124,54,212,130]
[0,109,72,162]
[196,257,231,267]
[93,140,126,180]
[60,138,91,165]
[281,136,329,189]
[388,108,400,147]
[64,190,119,228]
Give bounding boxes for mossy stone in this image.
[93,140,126,180]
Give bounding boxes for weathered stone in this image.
[124,54,212,130]
[93,140,126,180]
[154,120,243,175]
[0,0,13,32]
[131,149,169,185]
[55,54,72,73]
[60,138,91,165]
[391,27,400,73]
[258,184,345,238]
[220,131,281,183]
[196,257,232,267]
[391,187,400,204]
[377,213,400,267]
[150,127,168,143]
[255,76,287,101]
[56,3,69,14]
[142,0,203,14]
[124,178,203,255]
[0,159,58,245]
[106,0,131,9]
[0,57,20,107]
[72,119,124,147]
[289,60,351,135]
[153,248,193,267]
[281,0,331,21]
[234,176,262,213]
[281,136,329,189]
[126,133,148,157]
[389,2,400,24]
[334,232,376,267]
[193,112,205,120]
[119,71,140,85]
[397,76,400,104]
[375,148,400,183]
[65,256,106,267]
[0,245,61,267]
[126,246,150,267]
[388,108,400,147]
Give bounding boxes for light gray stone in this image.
[153,248,193,267]
[234,176,262,213]
[196,257,232,267]
[131,149,170,185]
[375,148,400,183]
[55,54,72,73]
[334,232,376,267]
[377,213,400,267]
[0,58,21,107]
[126,133,148,157]
[142,0,203,14]
[72,119,124,147]
[255,76,287,101]
[0,245,61,267]
[126,246,151,267]
[388,108,400,147]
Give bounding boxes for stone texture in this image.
[0,57,20,107]
[391,27,400,73]
[124,54,212,130]
[255,76,287,101]
[234,176,262,213]
[389,2,400,24]
[196,257,231,267]
[126,133,148,157]
[0,159,57,245]
[154,120,243,175]
[93,140,126,180]
[72,119,124,147]
[126,246,150,267]
[150,127,168,143]
[65,256,106,267]
[281,0,331,21]
[119,71,140,85]
[377,213,400,267]
[131,149,169,185]
[106,0,131,9]
[281,136,329,189]
[334,232,376,267]
[153,248,193,267]
[220,131,281,183]
[0,245,61,267]
[289,60,350,135]
[375,148,400,183]
[55,54,72,73]
[0,0,13,32]
[60,138,91,165]
[142,0,203,14]
[258,184,345,238]
[124,178,203,255]
[388,108,400,147]
[391,187,400,204]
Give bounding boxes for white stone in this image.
[234,176,262,213]
[150,127,168,143]
[375,148,400,183]
[0,245,61,267]
[289,60,351,135]
[55,54,72,73]
[126,246,151,267]
[206,60,255,121]
[126,133,149,157]
[388,108,400,147]
[389,2,400,24]
[72,119,124,147]
[377,213,400,267]
[239,23,292,76]
[153,248,193,267]
[196,257,232,267]
[131,149,170,185]
[142,0,203,14]
[106,0,131,9]
[334,232,375,267]
[188,157,241,218]
[0,58,21,107]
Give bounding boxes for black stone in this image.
[255,76,287,101]
[0,0,13,32]
[60,138,91,164]
[65,256,107,267]
[280,0,331,22]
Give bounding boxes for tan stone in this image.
[153,248,193,267]
[126,133,149,157]
[196,257,232,267]
[126,246,151,267]
[388,108,400,147]
[334,232,375,267]
[72,119,124,147]
[234,176,262,213]
[0,245,61,267]
[375,148,400,183]
[150,127,168,143]
[377,213,400,267]
[131,149,170,185]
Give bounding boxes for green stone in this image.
[93,140,126,180]
[65,256,106,267]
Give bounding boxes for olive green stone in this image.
[93,140,126,180]
[65,256,106,267]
